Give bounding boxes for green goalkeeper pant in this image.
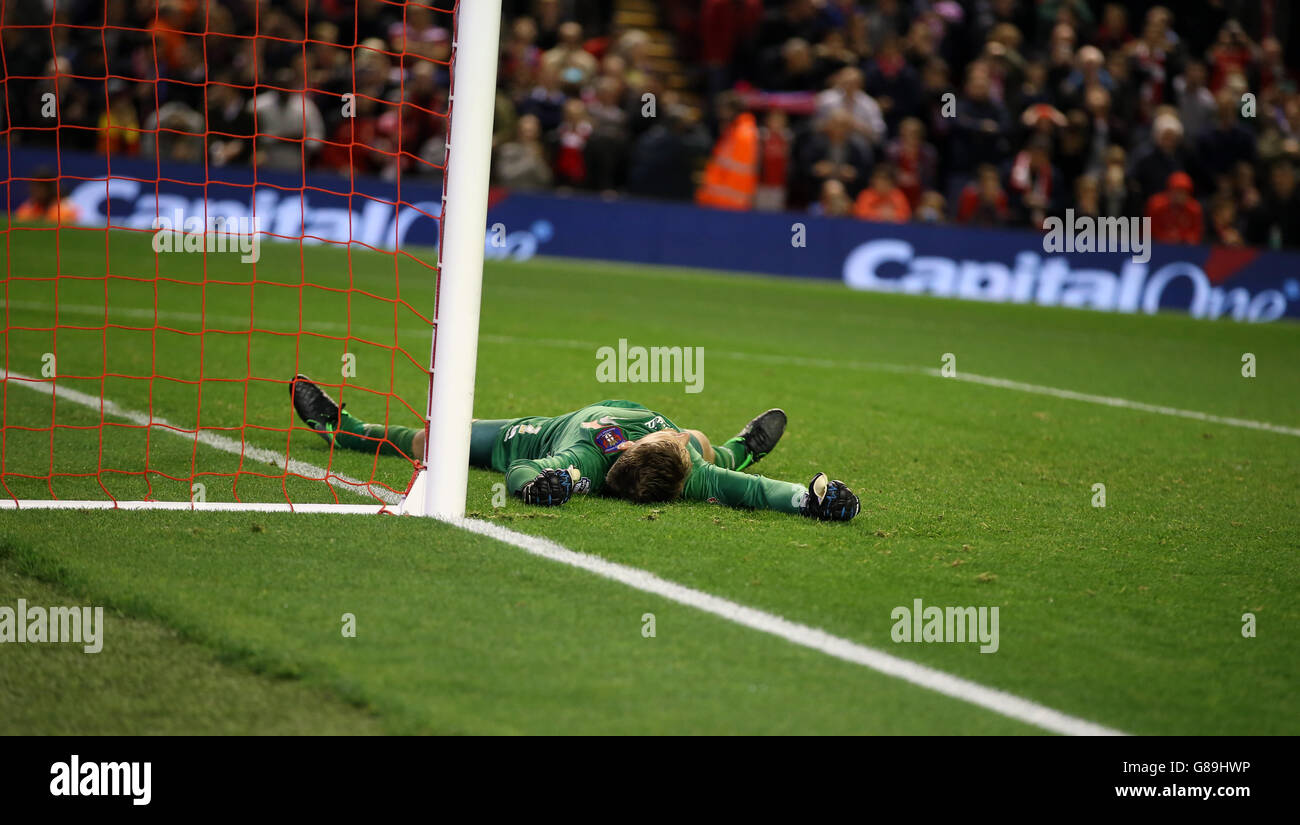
[469,419,513,468]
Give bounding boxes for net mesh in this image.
[0,0,458,508]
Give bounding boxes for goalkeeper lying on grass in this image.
[290,375,860,522]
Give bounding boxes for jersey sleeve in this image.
[505,442,610,496]
[681,458,807,514]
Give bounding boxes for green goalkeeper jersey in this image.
[492,400,806,513]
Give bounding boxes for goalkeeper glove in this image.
[799,472,860,522]
[519,467,577,506]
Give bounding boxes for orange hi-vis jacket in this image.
[695,112,759,210]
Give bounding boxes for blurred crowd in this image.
[5,0,460,182]
[676,0,1300,249]
[7,1,1300,249]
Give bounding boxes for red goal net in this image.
[1,0,467,512]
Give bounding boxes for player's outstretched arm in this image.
[682,461,860,522]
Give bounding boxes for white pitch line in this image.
[2,370,400,507]
[932,370,1300,438]
[1,365,1124,735]
[10,299,1294,440]
[0,498,387,513]
[450,515,1124,736]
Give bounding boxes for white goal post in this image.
[416,0,503,519]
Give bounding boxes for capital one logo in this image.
[842,239,1291,323]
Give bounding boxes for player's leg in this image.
[708,408,786,471]
[290,375,420,458]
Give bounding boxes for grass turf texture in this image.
[1,225,1297,734]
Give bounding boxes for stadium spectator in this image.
[950,61,1010,181]
[696,93,759,210]
[1208,197,1246,246]
[957,164,1011,226]
[1146,172,1204,245]
[853,165,911,223]
[1099,147,1143,218]
[1129,7,1182,111]
[1082,83,1128,173]
[542,21,598,89]
[1060,46,1112,110]
[812,27,859,82]
[494,114,553,192]
[903,14,942,75]
[1055,109,1094,185]
[318,93,383,176]
[1245,159,1300,248]
[1174,60,1219,139]
[983,24,1029,104]
[15,168,81,224]
[1195,89,1258,187]
[1006,134,1064,227]
[584,76,631,193]
[1130,113,1193,203]
[551,97,592,187]
[698,0,764,104]
[864,0,908,54]
[756,109,793,212]
[886,117,937,209]
[757,0,826,57]
[46,56,96,152]
[864,36,921,133]
[393,59,448,178]
[1208,20,1255,93]
[141,101,206,165]
[517,64,568,133]
[614,30,657,93]
[206,79,254,168]
[626,100,710,202]
[815,67,886,148]
[97,84,140,157]
[251,67,325,171]
[501,17,543,93]
[795,106,871,203]
[915,190,947,223]
[810,179,852,217]
[759,37,823,92]
[1094,3,1133,54]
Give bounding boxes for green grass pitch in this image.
[1,225,1296,734]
